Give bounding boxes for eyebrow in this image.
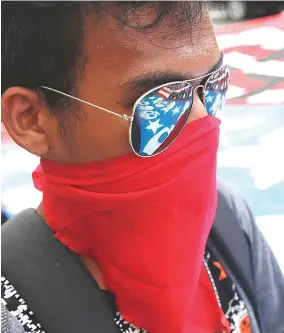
[127,53,224,93]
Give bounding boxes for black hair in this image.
[1,1,205,114]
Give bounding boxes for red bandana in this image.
[33,116,228,333]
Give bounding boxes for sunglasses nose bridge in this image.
[186,87,208,124]
[193,85,206,105]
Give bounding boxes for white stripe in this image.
[224,52,284,78]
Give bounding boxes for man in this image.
[1,2,284,333]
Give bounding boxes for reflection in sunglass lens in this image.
[131,82,194,157]
[205,65,230,117]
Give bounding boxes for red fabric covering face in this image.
[33,115,226,333]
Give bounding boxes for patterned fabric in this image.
[204,250,251,333]
[1,303,26,333]
[1,277,44,333]
[1,249,251,333]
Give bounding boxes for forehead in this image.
[81,8,219,92]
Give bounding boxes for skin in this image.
[1,7,220,288]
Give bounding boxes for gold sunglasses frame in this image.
[41,64,230,157]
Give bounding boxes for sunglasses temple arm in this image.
[40,86,133,122]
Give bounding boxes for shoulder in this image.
[217,177,255,239]
[216,181,284,333]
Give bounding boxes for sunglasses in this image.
[41,64,230,158]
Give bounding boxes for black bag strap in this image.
[208,188,260,326]
[1,208,117,333]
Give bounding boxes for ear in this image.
[1,87,50,156]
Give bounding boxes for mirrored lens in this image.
[131,82,194,157]
[205,65,230,117]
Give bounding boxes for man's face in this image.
[5,7,221,163]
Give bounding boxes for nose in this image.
[187,89,207,123]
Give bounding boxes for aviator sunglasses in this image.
[41,62,230,158]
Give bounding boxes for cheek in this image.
[72,108,131,163]
[43,116,81,163]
